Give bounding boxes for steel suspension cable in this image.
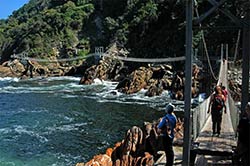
[233,29,241,62]
[12,51,186,63]
[110,55,186,62]
[11,53,98,63]
[194,4,218,80]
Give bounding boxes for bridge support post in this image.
[241,6,250,164]
[182,0,193,165]
[241,6,250,114]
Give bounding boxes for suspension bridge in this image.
[10,50,186,63]
[154,59,239,166]
[156,0,249,164]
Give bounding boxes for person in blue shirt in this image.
[157,103,177,166]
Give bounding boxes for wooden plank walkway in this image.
[192,101,237,165]
[194,113,236,155]
[155,145,234,166]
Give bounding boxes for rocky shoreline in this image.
[0,44,202,100]
[0,58,73,79]
[78,44,202,99]
[76,118,184,166]
[0,47,242,101]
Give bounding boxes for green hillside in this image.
[0,0,245,63]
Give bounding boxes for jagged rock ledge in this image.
[79,44,201,99]
[76,118,184,166]
[0,58,75,79]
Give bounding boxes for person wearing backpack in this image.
[157,103,177,166]
[220,84,228,101]
[207,86,227,136]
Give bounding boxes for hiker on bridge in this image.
[220,83,228,101]
[157,103,177,166]
[207,85,227,137]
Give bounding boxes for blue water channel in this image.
[0,77,182,166]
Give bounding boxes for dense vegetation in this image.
[0,0,247,63]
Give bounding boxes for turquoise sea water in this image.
[0,77,183,166]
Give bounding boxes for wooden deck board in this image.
[193,101,237,165]
[195,110,237,154]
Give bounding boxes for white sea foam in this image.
[0,81,83,93]
[0,76,174,109]
[51,153,82,166]
[93,78,103,85]
[13,125,48,143]
[0,77,19,82]
[102,80,118,87]
[93,85,173,107]
[46,76,81,82]
[47,123,88,132]
[62,94,79,98]
[0,161,15,166]
[66,82,83,88]
[0,128,12,134]
[2,125,49,143]
[63,116,74,122]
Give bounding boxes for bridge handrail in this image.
[112,55,186,63]
[192,97,211,140]
[11,50,186,63]
[221,60,239,133]
[11,53,99,63]
[228,93,240,132]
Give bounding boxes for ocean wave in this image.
[0,77,19,88]
[51,153,83,166]
[46,123,88,132]
[61,94,79,98]
[63,116,74,122]
[0,77,19,82]
[0,161,16,166]
[92,78,103,85]
[0,125,49,143]
[0,82,83,93]
[0,76,176,109]
[95,87,171,105]
[14,125,49,143]
[97,140,110,150]
[0,128,12,134]
[10,108,49,116]
[46,76,81,82]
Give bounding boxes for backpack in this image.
[212,94,224,111]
